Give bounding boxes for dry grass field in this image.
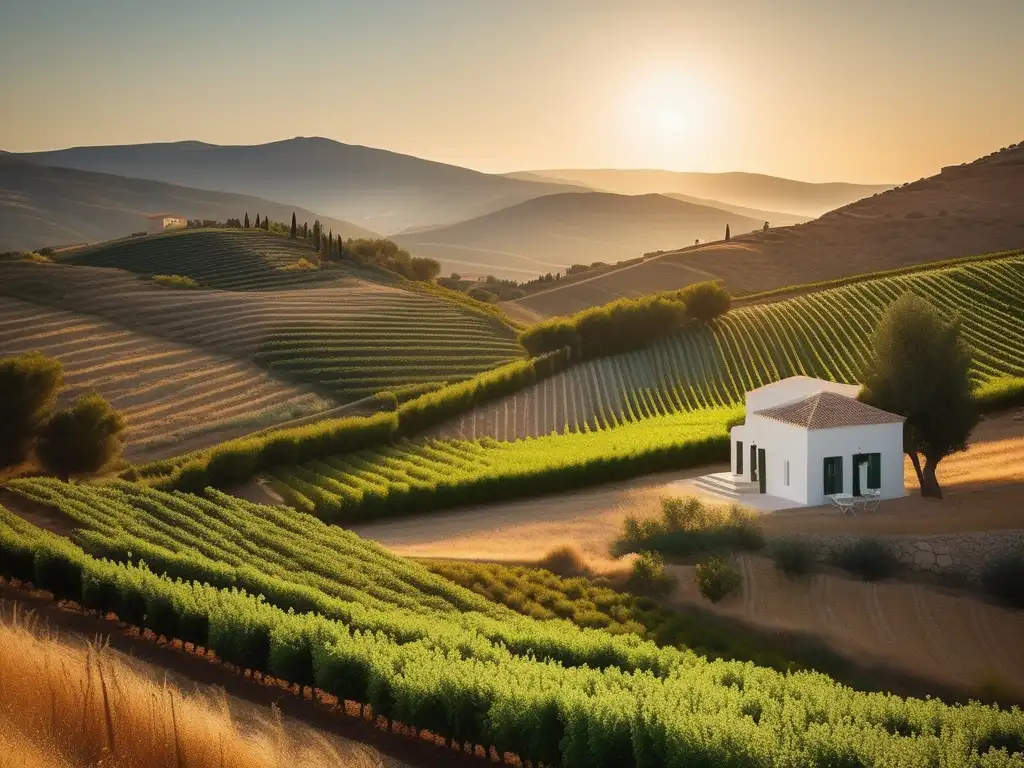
[507,142,1024,318]
[0,608,381,768]
[0,296,331,462]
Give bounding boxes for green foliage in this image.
[35,393,126,479]
[695,556,742,603]
[409,256,441,282]
[771,537,817,578]
[519,280,730,360]
[614,496,764,559]
[0,352,64,468]
[467,286,497,303]
[279,257,317,271]
[981,552,1024,608]
[973,376,1024,413]
[830,538,900,581]
[151,273,201,289]
[395,347,572,435]
[627,551,676,595]
[271,409,732,523]
[860,293,978,497]
[2,495,1023,766]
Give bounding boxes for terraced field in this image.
[3,479,1022,767]
[63,229,354,290]
[266,406,734,522]
[433,255,1024,440]
[0,296,332,461]
[0,261,525,402]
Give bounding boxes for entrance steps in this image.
[691,472,760,500]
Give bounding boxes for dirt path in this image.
[666,556,1024,695]
[354,413,1024,564]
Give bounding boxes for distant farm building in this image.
[145,214,187,235]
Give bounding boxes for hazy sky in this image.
[2,0,1022,183]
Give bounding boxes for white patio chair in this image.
[829,493,856,515]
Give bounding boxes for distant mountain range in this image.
[393,192,765,280]
[504,169,892,218]
[507,141,1024,318]
[15,138,587,234]
[0,155,376,252]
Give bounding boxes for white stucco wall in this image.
[805,422,905,506]
[732,414,809,504]
[745,377,860,413]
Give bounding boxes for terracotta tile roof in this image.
[754,390,905,429]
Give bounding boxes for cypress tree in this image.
[290,212,297,239]
[725,224,731,241]
[255,214,261,229]
[244,213,250,228]
[303,222,309,240]
[263,216,269,231]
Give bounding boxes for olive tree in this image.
[0,353,63,468]
[858,293,977,498]
[36,393,126,481]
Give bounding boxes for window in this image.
[784,460,790,486]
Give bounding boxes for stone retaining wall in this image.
[778,530,1024,582]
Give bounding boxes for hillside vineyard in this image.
[2,481,1022,768]
[434,255,1024,441]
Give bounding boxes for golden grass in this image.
[0,606,374,768]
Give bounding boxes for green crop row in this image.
[271,406,736,523]
[1,504,1020,768]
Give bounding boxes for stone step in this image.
[695,474,759,494]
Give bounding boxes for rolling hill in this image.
[507,141,1024,319]
[15,137,586,234]
[0,296,332,461]
[505,168,892,218]
[0,155,376,253]
[393,192,765,280]
[0,233,525,404]
[433,253,1024,442]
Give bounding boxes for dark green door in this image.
[823,456,843,495]
[750,444,757,482]
[736,441,744,475]
[757,448,766,494]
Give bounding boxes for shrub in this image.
[626,551,676,595]
[0,352,64,468]
[151,274,201,289]
[771,537,817,578]
[372,391,399,411]
[36,394,126,480]
[537,545,590,577]
[279,257,317,271]
[981,552,1024,608]
[695,556,742,603]
[467,286,497,303]
[25,252,52,263]
[517,280,730,361]
[830,538,899,581]
[678,280,731,324]
[614,496,764,559]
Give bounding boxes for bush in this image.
[771,537,817,578]
[981,553,1024,608]
[626,551,676,595]
[695,556,742,603]
[151,274,201,289]
[517,280,730,361]
[36,394,126,480]
[614,496,764,559]
[0,352,64,468]
[830,538,899,581]
[280,257,318,271]
[678,280,731,323]
[467,286,497,303]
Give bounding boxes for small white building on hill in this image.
[145,214,187,234]
[722,376,906,507]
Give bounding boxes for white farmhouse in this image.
[725,376,905,506]
[145,214,187,235]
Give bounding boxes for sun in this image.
[656,107,690,138]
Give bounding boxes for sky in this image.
[2,0,1023,184]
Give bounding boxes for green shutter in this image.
[868,453,881,489]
